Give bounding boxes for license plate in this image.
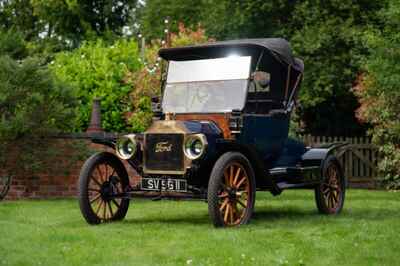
[141,178,187,192]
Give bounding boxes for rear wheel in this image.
[78,152,130,224]
[207,152,256,227]
[315,155,346,214]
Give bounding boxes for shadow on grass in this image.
[117,205,400,227]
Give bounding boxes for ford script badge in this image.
[155,141,172,153]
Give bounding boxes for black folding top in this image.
[159,38,299,70]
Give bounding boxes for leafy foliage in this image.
[354,0,400,189]
[0,29,28,59]
[0,57,76,140]
[51,39,141,132]
[138,0,207,39]
[0,0,140,45]
[0,32,85,177]
[285,0,385,136]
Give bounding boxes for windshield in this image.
[162,56,251,113]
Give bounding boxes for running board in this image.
[276,181,319,190]
[268,166,321,192]
[269,166,319,176]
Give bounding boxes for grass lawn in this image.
[0,189,399,266]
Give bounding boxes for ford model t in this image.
[78,38,346,227]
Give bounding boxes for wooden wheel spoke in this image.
[236,176,247,189]
[232,167,241,187]
[95,166,104,182]
[332,191,339,204]
[218,192,229,198]
[219,198,229,211]
[223,203,230,223]
[90,194,101,204]
[329,194,335,208]
[322,186,330,196]
[233,203,241,223]
[88,188,101,192]
[236,199,247,208]
[90,176,102,187]
[229,166,234,186]
[112,199,121,209]
[95,200,103,216]
[104,164,109,180]
[326,195,331,208]
[107,202,114,217]
[236,189,247,196]
[231,202,238,217]
[102,201,107,219]
[102,164,107,181]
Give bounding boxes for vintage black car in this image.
[78,38,346,227]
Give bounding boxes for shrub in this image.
[0,30,27,60]
[354,1,400,189]
[0,54,85,177]
[51,39,141,132]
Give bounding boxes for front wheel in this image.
[315,155,346,214]
[207,152,256,227]
[78,152,130,224]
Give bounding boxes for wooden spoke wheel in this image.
[315,155,346,214]
[79,152,130,224]
[208,152,256,227]
[0,175,12,201]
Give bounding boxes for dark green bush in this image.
[0,52,84,176]
[0,30,27,60]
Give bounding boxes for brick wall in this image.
[4,140,140,200]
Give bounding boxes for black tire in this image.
[207,152,256,227]
[0,175,11,201]
[315,155,346,214]
[78,152,130,224]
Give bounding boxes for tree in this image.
[0,0,141,48]
[0,30,83,178]
[0,0,41,41]
[138,0,207,39]
[139,0,296,40]
[286,0,386,136]
[354,0,400,189]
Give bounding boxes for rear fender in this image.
[301,143,348,179]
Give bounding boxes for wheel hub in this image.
[100,181,113,201]
[227,187,237,200]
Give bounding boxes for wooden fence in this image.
[301,135,380,188]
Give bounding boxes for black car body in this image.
[78,38,347,227]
